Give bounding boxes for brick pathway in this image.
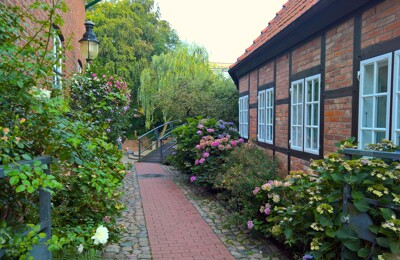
[136,162,234,260]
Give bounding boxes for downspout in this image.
[85,0,102,10]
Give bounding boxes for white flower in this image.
[77,244,84,254]
[91,225,109,245]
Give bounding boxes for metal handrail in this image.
[138,121,176,161]
[159,131,177,157]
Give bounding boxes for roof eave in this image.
[229,0,381,85]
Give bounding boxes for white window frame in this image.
[304,75,321,154]
[290,74,321,154]
[393,50,400,145]
[258,88,274,144]
[290,79,304,151]
[239,95,249,138]
[53,33,63,89]
[358,53,392,149]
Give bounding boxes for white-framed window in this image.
[290,74,321,154]
[358,53,392,148]
[258,88,274,143]
[53,33,63,89]
[239,95,249,138]
[393,50,400,145]
[304,75,320,154]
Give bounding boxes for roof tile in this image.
[231,0,318,68]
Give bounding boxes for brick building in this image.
[229,0,400,173]
[3,0,86,82]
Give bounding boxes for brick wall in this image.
[325,18,354,90]
[275,104,289,149]
[290,157,310,172]
[323,96,352,154]
[361,0,400,49]
[258,62,274,85]
[249,108,257,140]
[275,54,289,100]
[292,37,321,75]
[275,152,288,175]
[5,0,85,76]
[238,74,249,94]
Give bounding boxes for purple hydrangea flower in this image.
[247,220,254,230]
[190,176,197,182]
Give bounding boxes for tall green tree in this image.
[139,44,238,128]
[86,0,179,105]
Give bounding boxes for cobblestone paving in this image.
[162,165,289,260]
[103,161,152,259]
[103,160,289,259]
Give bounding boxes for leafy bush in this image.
[169,117,239,174]
[247,141,400,259]
[0,2,126,258]
[213,141,279,223]
[70,70,131,143]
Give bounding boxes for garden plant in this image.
[0,2,128,258]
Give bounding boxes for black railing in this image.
[341,148,400,259]
[138,121,177,161]
[0,156,52,259]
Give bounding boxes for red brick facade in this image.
[231,0,400,174]
[5,0,86,76]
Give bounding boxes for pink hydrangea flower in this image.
[247,220,254,230]
[197,130,202,134]
[264,207,271,215]
[195,145,201,149]
[239,138,244,143]
[212,141,219,147]
[198,124,204,129]
[103,216,110,223]
[190,176,197,182]
[253,187,260,195]
[202,152,209,158]
[195,159,200,165]
[199,158,205,164]
[207,128,215,133]
[231,140,237,147]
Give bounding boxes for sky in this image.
[155,0,288,64]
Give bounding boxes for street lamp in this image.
[79,21,99,63]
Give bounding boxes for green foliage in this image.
[169,117,239,175]
[246,141,400,259]
[86,0,179,107]
[69,69,131,142]
[0,2,126,258]
[139,44,238,128]
[214,141,279,223]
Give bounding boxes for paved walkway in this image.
[136,163,233,260]
[103,158,286,260]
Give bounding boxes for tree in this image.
[86,0,179,105]
[139,44,238,128]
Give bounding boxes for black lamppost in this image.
[79,21,99,63]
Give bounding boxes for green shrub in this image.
[169,117,239,174]
[214,141,279,223]
[0,2,126,258]
[247,140,400,259]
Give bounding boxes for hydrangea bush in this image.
[70,70,131,143]
[247,141,400,259]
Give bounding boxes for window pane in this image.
[397,95,400,129]
[363,64,374,95]
[306,81,312,102]
[298,84,303,103]
[376,96,387,128]
[312,128,318,150]
[313,104,318,126]
[298,104,303,123]
[297,127,303,147]
[313,79,319,101]
[361,130,372,148]
[293,106,298,124]
[377,61,388,93]
[306,104,312,125]
[363,97,373,128]
[375,131,386,143]
[305,128,311,148]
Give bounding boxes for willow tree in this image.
[139,44,213,128]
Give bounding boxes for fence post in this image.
[154,129,159,149]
